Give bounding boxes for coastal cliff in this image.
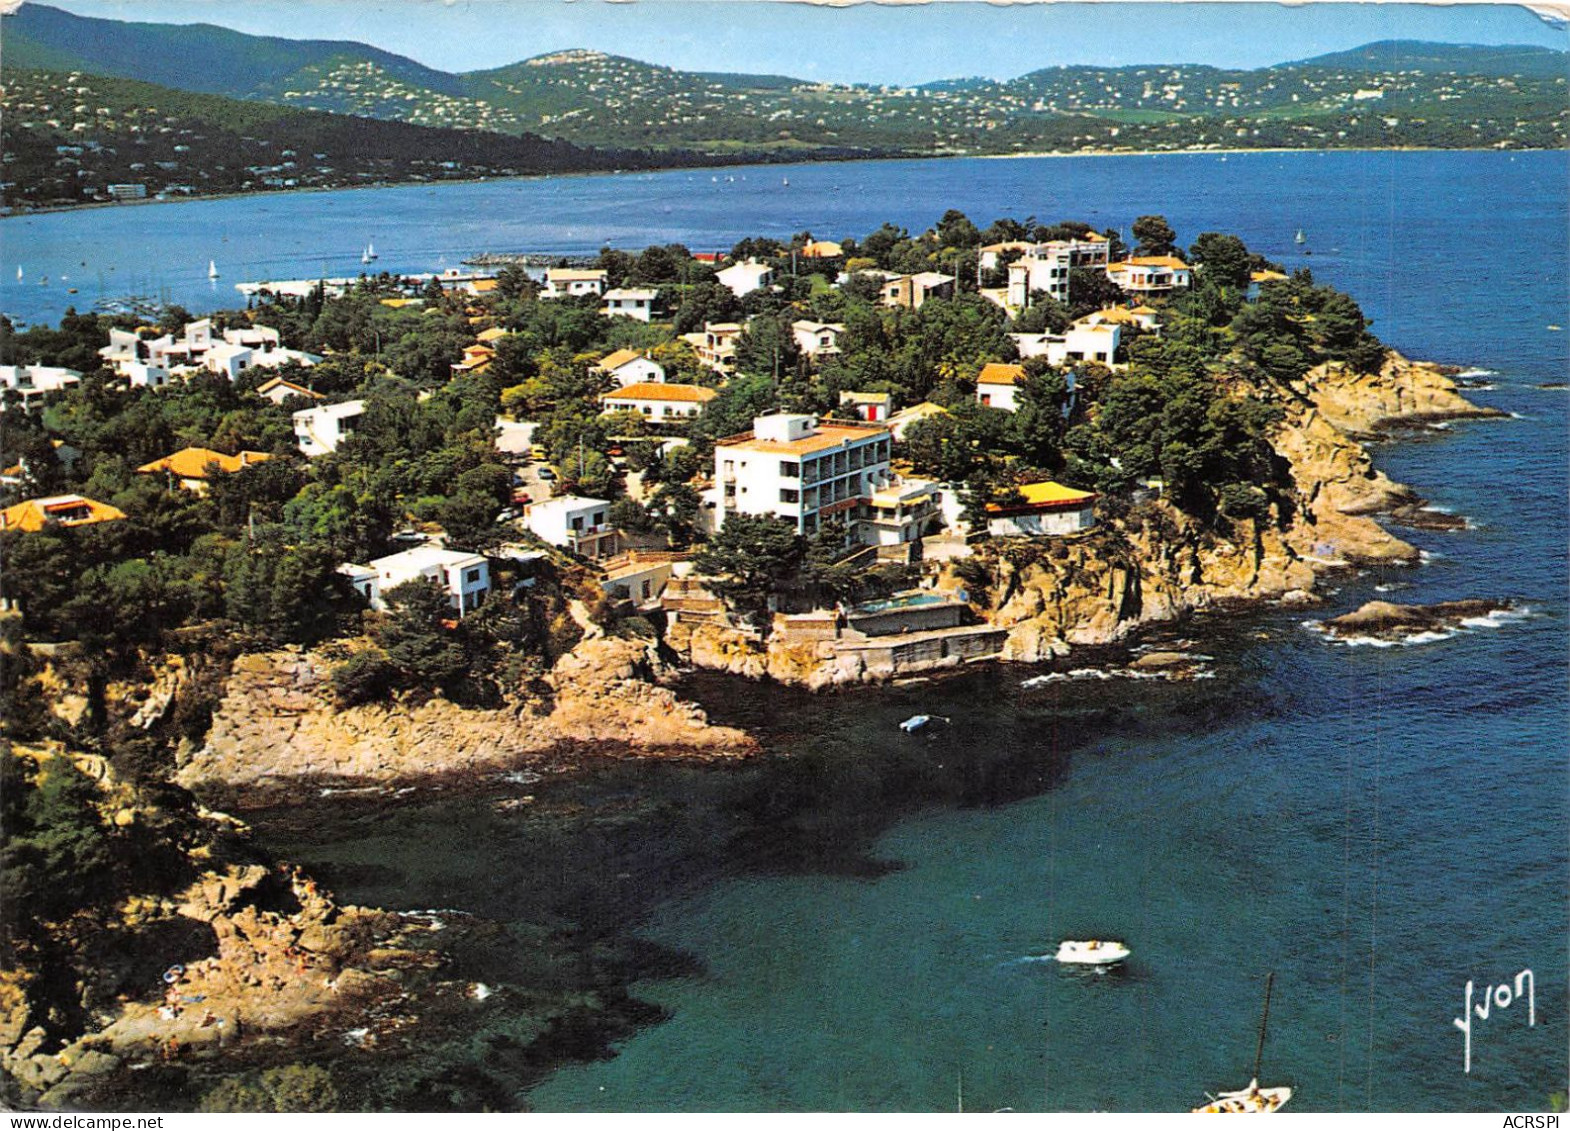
[0,745,450,1109]
[176,633,755,795]
[666,353,1499,682]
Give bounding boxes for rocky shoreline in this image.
[663,353,1500,688]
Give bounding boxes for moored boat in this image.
[1193,971,1291,1113]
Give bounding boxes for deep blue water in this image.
[20,151,1563,1111]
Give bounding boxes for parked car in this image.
[537,467,557,481]
[494,508,519,524]
[512,489,532,505]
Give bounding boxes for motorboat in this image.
[899,714,949,733]
[1055,939,1130,966]
[1192,971,1292,1113]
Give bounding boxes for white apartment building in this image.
[339,546,491,615]
[293,400,365,457]
[714,413,893,539]
[524,495,618,559]
[1002,238,1110,308]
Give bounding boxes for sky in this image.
[31,0,1570,86]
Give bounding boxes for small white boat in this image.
[899,714,950,733]
[1294,229,1306,245]
[16,266,22,281]
[782,176,790,186]
[208,259,219,279]
[362,241,378,264]
[1055,939,1130,966]
[1193,1080,1293,1114]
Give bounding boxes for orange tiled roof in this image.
[977,362,1027,387]
[602,382,717,403]
[1,494,127,532]
[597,348,648,371]
[137,447,273,479]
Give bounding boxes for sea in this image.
[5,150,1565,1112]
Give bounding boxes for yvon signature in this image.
[1454,969,1535,1073]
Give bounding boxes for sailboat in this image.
[15,266,22,281]
[362,240,378,264]
[208,260,220,279]
[1294,229,1306,245]
[1192,971,1292,1113]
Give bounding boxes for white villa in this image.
[523,495,617,559]
[600,382,717,420]
[839,391,892,423]
[865,477,945,546]
[984,481,1098,538]
[100,321,317,383]
[887,401,950,443]
[595,349,666,387]
[293,400,365,457]
[681,322,744,374]
[714,413,893,540]
[791,320,845,359]
[541,268,609,298]
[600,288,659,321]
[1011,318,1122,368]
[975,363,1028,412]
[0,365,82,410]
[715,258,775,298]
[880,272,955,310]
[339,546,491,616]
[1106,256,1192,294]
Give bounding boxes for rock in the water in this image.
[1320,599,1511,641]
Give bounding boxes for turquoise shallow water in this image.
[151,149,1565,1112]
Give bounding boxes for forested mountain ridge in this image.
[5,4,1563,157]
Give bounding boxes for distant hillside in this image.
[1293,40,1569,79]
[3,3,1564,170]
[0,67,719,210]
[2,2,466,99]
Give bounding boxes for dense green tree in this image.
[1188,232,1253,290]
[693,513,804,630]
[1132,215,1178,257]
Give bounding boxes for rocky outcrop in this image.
[1290,352,1506,435]
[178,634,754,792]
[0,745,441,1109]
[1314,598,1513,643]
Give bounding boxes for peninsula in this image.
[1,209,1501,1109]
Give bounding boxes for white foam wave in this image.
[1022,663,1214,686]
[1458,605,1534,629]
[1454,367,1497,379]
